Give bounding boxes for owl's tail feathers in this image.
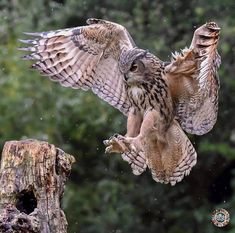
[148,120,197,186]
[121,151,147,176]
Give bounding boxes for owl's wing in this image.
[165,22,221,135]
[20,18,136,115]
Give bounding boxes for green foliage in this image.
[0,0,235,232]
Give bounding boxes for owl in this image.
[20,19,220,185]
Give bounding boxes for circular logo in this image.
[212,208,230,227]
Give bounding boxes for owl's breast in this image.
[130,86,143,100]
[128,86,146,113]
[128,79,173,122]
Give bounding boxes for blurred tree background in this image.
[0,0,235,232]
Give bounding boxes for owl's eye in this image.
[130,62,138,72]
[130,60,145,73]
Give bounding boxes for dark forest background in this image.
[1,0,235,232]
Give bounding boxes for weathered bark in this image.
[0,139,75,233]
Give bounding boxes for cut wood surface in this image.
[0,139,75,233]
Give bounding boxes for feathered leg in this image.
[116,109,197,185]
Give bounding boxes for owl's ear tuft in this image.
[86,18,106,25]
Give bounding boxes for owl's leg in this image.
[104,108,147,175]
[104,108,142,154]
[104,109,147,175]
[104,134,147,175]
[125,108,142,137]
[121,109,160,152]
[105,108,143,153]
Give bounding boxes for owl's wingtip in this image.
[205,22,220,31]
[23,31,42,37]
[86,18,104,25]
[18,39,37,45]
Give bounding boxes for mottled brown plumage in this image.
[20,19,220,185]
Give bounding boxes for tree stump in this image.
[0,139,75,233]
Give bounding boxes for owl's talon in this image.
[103,139,110,146]
[105,145,113,154]
[116,134,126,141]
[104,134,144,154]
[103,135,128,154]
[107,133,122,141]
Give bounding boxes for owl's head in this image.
[119,48,162,85]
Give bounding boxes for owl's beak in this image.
[124,74,138,85]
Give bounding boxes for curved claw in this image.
[105,145,113,154]
[104,134,144,155]
[110,133,124,140]
[103,135,128,154]
[103,139,110,146]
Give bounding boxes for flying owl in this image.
[20,19,221,185]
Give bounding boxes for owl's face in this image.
[124,59,146,85]
[120,48,162,86]
[124,55,162,86]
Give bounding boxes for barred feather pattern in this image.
[121,151,147,176]
[19,18,135,115]
[167,22,221,135]
[148,120,197,186]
